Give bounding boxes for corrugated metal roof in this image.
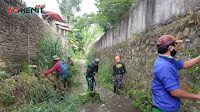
[55,21,69,28]
[58,26,72,32]
[42,10,72,32]
[42,10,65,23]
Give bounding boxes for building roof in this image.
[42,10,65,23]
[55,21,69,28]
[42,10,72,32]
[58,26,72,32]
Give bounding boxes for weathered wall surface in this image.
[95,10,200,111]
[95,0,200,51]
[0,0,63,71]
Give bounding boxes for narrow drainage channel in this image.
[75,86,140,112]
[75,60,140,112]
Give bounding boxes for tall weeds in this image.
[0,34,84,111]
[96,58,113,90]
[37,35,67,69]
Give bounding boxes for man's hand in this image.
[170,88,200,100]
[112,76,114,80]
[94,76,97,80]
[196,91,200,100]
[183,56,200,69]
[41,74,45,78]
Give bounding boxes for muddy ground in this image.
[74,60,140,112]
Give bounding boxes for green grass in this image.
[0,71,10,81]
[86,45,95,65]
[17,90,103,112]
[0,72,49,111]
[129,90,152,112]
[0,61,101,112]
[0,34,94,111]
[96,58,113,90]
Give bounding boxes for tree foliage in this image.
[71,13,101,53]
[58,0,82,23]
[73,13,96,30]
[95,0,136,31]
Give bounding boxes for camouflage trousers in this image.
[86,75,95,91]
[113,74,123,88]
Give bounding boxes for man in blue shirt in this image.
[151,35,200,112]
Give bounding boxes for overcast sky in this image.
[75,0,98,17]
[24,0,98,18]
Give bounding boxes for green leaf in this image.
[188,20,194,24]
[11,110,17,112]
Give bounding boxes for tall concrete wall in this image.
[94,9,200,111]
[0,0,66,71]
[95,0,200,51]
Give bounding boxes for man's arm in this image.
[182,56,200,69]
[41,63,59,77]
[112,65,115,80]
[113,65,116,76]
[123,64,126,74]
[170,88,200,100]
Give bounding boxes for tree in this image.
[73,13,96,30]
[58,0,82,23]
[65,29,80,53]
[95,0,136,31]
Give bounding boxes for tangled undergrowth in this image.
[0,61,103,112]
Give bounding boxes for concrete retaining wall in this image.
[95,0,200,51]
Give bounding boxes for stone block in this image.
[180,77,192,91]
[176,32,183,40]
[187,106,199,112]
[183,28,190,36]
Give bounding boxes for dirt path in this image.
[74,60,140,112]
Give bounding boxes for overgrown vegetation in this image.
[95,0,137,31]
[0,71,49,111]
[0,32,104,111]
[96,58,113,90]
[0,69,104,111]
[129,90,152,112]
[38,35,67,69]
[17,91,103,112]
[86,46,95,65]
[0,71,10,81]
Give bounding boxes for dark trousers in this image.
[113,74,123,88]
[56,74,67,88]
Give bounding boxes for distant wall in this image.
[95,0,200,51]
[0,0,65,71]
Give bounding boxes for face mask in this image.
[170,49,177,57]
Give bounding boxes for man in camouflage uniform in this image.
[86,58,99,91]
[112,56,126,94]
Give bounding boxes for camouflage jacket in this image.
[86,63,98,77]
